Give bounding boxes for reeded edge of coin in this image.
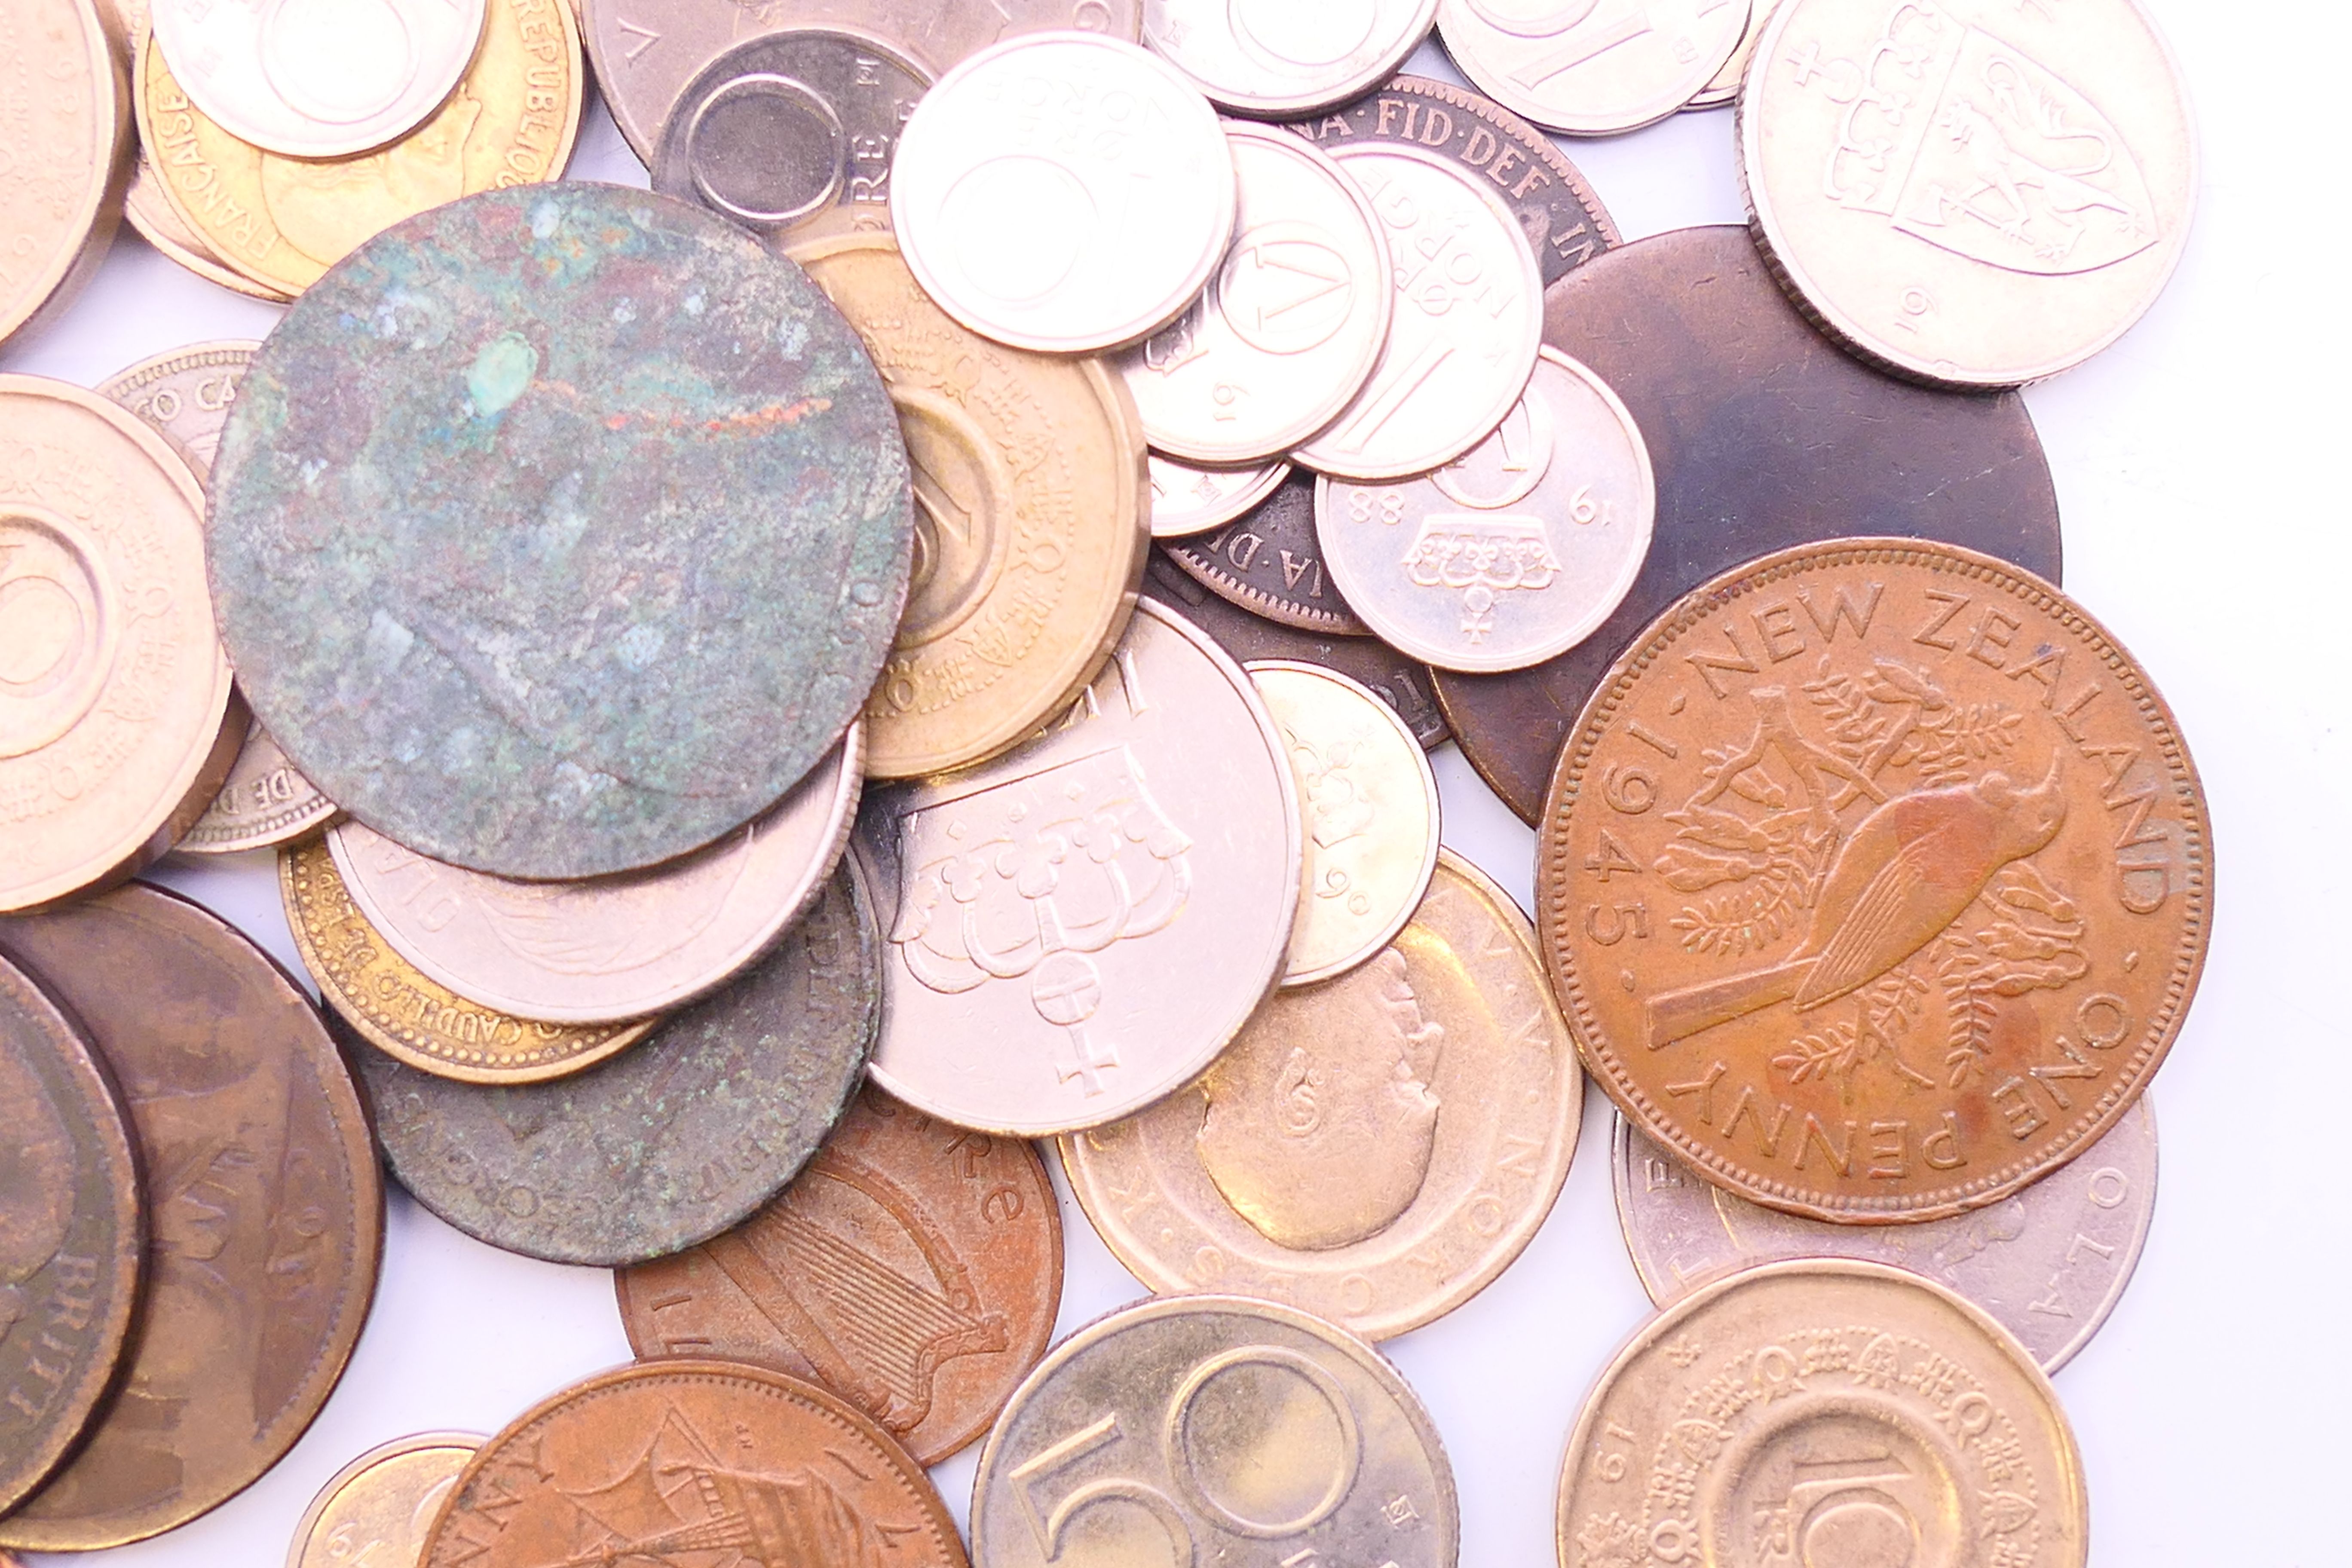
[284,1431,484,1568]
[175,725,343,853]
[1150,455,1292,539]
[1151,0,1441,122]
[0,0,130,348]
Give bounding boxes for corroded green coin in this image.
[208,184,914,880]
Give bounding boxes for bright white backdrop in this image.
[5,3,2346,1563]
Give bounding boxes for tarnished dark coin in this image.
[1165,469,1371,636]
[0,952,140,1519]
[354,867,880,1266]
[207,184,915,882]
[1433,226,2064,823]
[0,884,382,1552]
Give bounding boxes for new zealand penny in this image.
[0,952,141,1519]
[1537,540,2208,1225]
[1167,467,1370,635]
[791,233,1148,780]
[280,838,658,1085]
[1437,0,1748,136]
[616,1083,1063,1465]
[1149,453,1291,539]
[0,0,123,349]
[0,884,382,1551]
[208,186,911,880]
[0,376,236,913]
[1433,226,2065,823]
[287,1432,482,1568]
[1064,851,1580,1339]
[974,1294,1458,1568]
[1741,0,2196,386]
[1559,1260,2086,1568]
[1614,1096,2157,1371]
[421,1360,967,1568]
[355,867,879,1266]
[1143,0,1437,117]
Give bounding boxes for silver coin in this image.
[1685,0,1783,110]
[651,29,930,242]
[1118,123,1392,464]
[1314,348,1651,671]
[890,33,1238,353]
[1290,141,1542,481]
[1142,0,1441,116]
[1612,1099,2159,1372]
[1149,452,1292,538]
[1435,0,1750,136]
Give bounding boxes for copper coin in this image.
[0,951,141,1518]
[0,883,383,1551]
[615,1083,1062,1465]
[1536,539,2209,1225]
[286,1431,482,1568]
[420,1360,968,1568]
[1166,468,1371,636]
[1433,226,2064,824]
[0,0,124,349]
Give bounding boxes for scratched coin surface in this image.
[0,952,140,1519]
[1537,540,2208,1225]
[974,1294,1459,1568]
[1741,0,2196,385]
[1167,468,1370,635]
[1142,0,1438,115]
[1317,346,1655,674]
[287,1432,481,1568]
[1615,1095,2156,1371]
[1437,0,1749,136]
[855,599,1301,1137]
[1687,0,1783,108]
[355,867,878,1266]
[208,185,912,880]
[616,1083,1063,1465]
[0,0,122,349]
[1291,142,1543,480]
[1150,453,1292,539]
[0,884,382,1551]
[1064,851,1580,1339]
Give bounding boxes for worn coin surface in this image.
[1319,346,1654,674]
[1615,1096,2156,1371]
[356,867,878,1266]
[286,1432,481,1568]
[1434,226,2064,823]
[1143,0,1438,116]
[1438,0,1749,136]
[1064,852,1579,1339]
[0,884,382,1551]
[209,185,911,880]
[1538,540,2207,1224]
[1150,453,1292,539]
[616,1083,1063,1465]
[0,0,123,349]
[1741,0,2196,386]
[1292,141,1543,480]
[0,952,141,1519]
[793,233,1148,779]
[422,1360,968,1568]
[1687,0,1782,109]
[891,34,1237,352]
[974,1294,1458,1568]
[1167,468,1369,635]
[857,599,1301,1137]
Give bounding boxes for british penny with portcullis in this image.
[0,0,124,350]
[1142,0,1438,116]
[1149,453,1292,540]
[285,1432,482,1568]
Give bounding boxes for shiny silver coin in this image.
[1435,0,1749,136]
[1149,453,1292,538]
[1142,0,1440,116]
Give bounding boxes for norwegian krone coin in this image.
[1687,0,1782,109]
[0,0,123,349]
[1143,0,1439,116]
[287,1432,481,1568]
[1437,0,1748,135]
[1167,467,1369,634]
[1150,453,1291,539]
[1538,540,2208,1224]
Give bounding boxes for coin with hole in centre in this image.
[287,1432,483,1568]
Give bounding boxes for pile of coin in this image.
[0,0,2205,1564]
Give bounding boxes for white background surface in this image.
[5,3,2346,1563]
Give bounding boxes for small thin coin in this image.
[1558,1260,2086,1568]
[286,1432,482,1568]
[1614,1096,2157,1372]
[1119,123,1392,463]
[1436,0,1748,136]
[1063,851,1580,1339]
[616,1083,1063,1465]
[122,159,292,301]
[1248,661,1439,986]
[891,34,1237,352]
[1167,467,1370,635]
[1317,346,1655,674]
[0,0,123,349]
[1291,141,1542,480]
[1143,0,1439,116]
[1150,453,1292,539]
[355,866,878,1267]
[855,598,1302,1137]
[1685,0,1782,109]
[974,1294,1458,1568]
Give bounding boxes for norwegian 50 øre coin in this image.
[287,1432,482,1568]
[1143,0,1439,116]
[0,0,124,350]
[1437,0,1748,136]
[1537,540,2208,1224]
[208,185,913,881]
[1150,453,1292,539]
[1167,467,1369,635]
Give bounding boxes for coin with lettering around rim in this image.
[1685,0,1782,110]
[1142,0,1439,116]
[286,1432,483,1568]
[1149,453,1292,539]
[95,339,257,476]
[1436,0,1748,136]
[1167,468,1369,635]
[124,158,293,301]
[0,0,124,351]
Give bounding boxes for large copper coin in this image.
[355,867,879,1265]
[0,884,382,1550]
[0,0,123,349]
[0,952,140,1518]
[421,1360,968,1568]
[1537,539,2208,1225]
[615,1083,1062,1464]
[1433,227,2064,823]
[207,185,914,881]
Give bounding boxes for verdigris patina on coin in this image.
[208,184,914,881]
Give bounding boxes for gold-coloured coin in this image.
[791,232,1150,780]
[1557,1259,2086,1568]
[286,1433,482,1568]
[0,0,127,348]
[123,155,291,300]
[279,838,659,1085]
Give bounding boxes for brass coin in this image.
[1557,1259,2086,1568]
[792,232,1150,779]
[122,158,292,301]
[0,0,124,349]
[1536,540,2208,1224]
[285,1432,482,1568]
[1063,851,1582,1340]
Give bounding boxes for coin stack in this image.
[0,1,2207,1565]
